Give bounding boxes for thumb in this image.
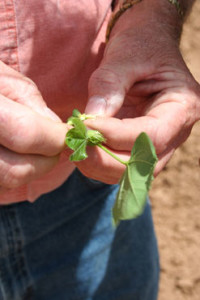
[85,60,135,117]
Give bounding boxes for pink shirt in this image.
[0,0,112,203]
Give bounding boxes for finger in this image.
[0,61,60,121]
[128,79,173,98]
[75,145,129,184]
[76,135,176,184]
[85,45,139,117]
[76,139,175,184]
[0,96,68,156]
[85,116,159,151]
[85,97,191,154]
[0,145,59,189]
[155,148,175,176]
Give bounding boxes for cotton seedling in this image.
[65,109,158,226]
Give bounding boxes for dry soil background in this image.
[150,2,200,300]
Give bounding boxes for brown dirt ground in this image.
[150,2,200,300]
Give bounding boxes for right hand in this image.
[0,61,68,195]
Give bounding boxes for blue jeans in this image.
[0,169,159,300]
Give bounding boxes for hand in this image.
[77,1,200,184]
[0,61,68,196]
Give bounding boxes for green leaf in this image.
[66,112,105,161]
[67,110,81,125]
[72,109,81,118]
[112,132,157,226]
[65,118,88,161]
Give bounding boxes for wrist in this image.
[109,0,195,41]
[112,0,194,14]
[149,0,195,22]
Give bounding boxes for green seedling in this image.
[65,109,158,226]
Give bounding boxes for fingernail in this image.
[85,96,106,115]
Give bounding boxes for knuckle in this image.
[89,66,121,91]
[18,77,43,104]
[9,114,38,153]
[3,164,34,188]
[0,99,39,153]
[23,77,39,94]
[180,84,200,125]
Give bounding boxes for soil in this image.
[150,2,200,300]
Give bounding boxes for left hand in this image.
[75,1,200,184]
[0,61,68,197]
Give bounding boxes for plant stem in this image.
[98,144,128,166]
